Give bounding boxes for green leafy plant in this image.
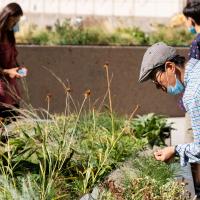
[131,113,172,147]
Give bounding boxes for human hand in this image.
[154,146,175,162]
[4,67,25,78]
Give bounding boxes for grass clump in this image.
[123,176,189,200]
[99,156,189,200]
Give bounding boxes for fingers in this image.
[154,147,175,162]
[154,149,167,161]
[154,151,164,161]
[13,67,20,71]
[11,68,20,78]
[15,73,22,78]
[155,149,162,154]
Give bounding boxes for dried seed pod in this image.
[103,61,109,69]
[65,87,72,94]
[45,93,53,101]
[84,89,91,98]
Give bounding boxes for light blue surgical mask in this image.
[188,26,197,34]
[167,75,184,95]
[13,23,19,33]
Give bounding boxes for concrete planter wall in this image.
[17,45,188,117]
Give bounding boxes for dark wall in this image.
[17,46,189,117]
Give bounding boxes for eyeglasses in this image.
[152,72,167,92]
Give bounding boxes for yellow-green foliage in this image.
[16,20,193,46]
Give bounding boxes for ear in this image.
[186,17,196,27]
[188,17,196,26]
[165,61,176,74]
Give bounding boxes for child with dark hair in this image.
[183,1,200,59]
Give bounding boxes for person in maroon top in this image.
[0,3,27,122]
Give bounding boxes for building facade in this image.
[0,0,187,29]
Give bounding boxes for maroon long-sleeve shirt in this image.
[0,43,20,106]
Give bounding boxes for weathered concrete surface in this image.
[168,117,196,199]
[17,45,188,116]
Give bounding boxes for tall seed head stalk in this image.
[103,62,115,133]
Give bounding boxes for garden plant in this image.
[16,20,193,46]
[0,63,190,200]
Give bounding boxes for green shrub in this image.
[30,31,50,45]
[116,28,149,45]
[17,20,193,46]
[149,25,193,46]
[131,113,172,147]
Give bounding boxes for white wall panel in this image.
[0,0,185,17]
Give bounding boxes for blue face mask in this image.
[167,76,184,95]
[13,23,19,33]
[188,26,197,34]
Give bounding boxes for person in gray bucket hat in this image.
[139,42,200,177]
[139,42,177,83]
